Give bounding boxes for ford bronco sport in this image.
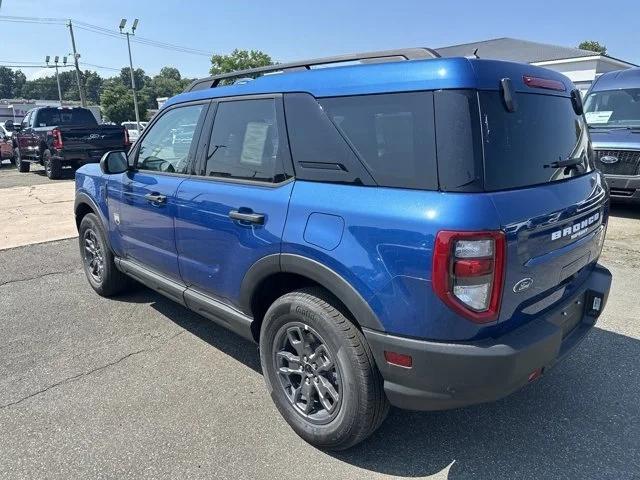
[74,48,612,450]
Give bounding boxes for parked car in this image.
[7,107,131,179]
[75,49,612,450]
[121,121,148,143]
[584,67,640,204]
[0,124,14,165]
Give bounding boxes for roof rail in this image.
[185,47,440,92]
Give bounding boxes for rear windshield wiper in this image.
[544,157,584,170]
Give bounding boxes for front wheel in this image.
[79,213,132,297]
[15,148,29,172]
[260,287,389,450]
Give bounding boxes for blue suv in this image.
[75,48,612,450]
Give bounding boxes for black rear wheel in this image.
[260,287,389,450]
[43,149,62,179]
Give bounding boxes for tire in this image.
[15,148,29,172]
[79,213,131,297]
[260,287,389,450]
[43,149,62,179]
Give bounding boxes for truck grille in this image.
[594,149,640,176]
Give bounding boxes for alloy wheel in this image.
[83,228,104,283]
[273,322,342,424]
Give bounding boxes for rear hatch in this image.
[439,63,609,334]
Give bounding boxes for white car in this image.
[121,121,148,142]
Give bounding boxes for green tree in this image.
[100,82,147,124]
[82,70,103,104]
[0,67,17,98]
[578,41,607,55]
[12,70,26,98]
[119,67,149,90]
[209,49,273,82]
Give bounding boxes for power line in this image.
[79,61,121,72]
[0,15,213,57]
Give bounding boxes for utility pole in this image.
[46,56,67,107]
[119,18,141,132]
[67,20,86,107]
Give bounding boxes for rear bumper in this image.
[364,263,612,411]
[603,174,640,203]
[53,150,111,166]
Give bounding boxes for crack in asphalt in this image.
[0,268,81,287]
[0,331,186,410]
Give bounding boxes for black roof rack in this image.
[185,47,440,92]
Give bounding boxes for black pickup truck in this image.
[7,107,130,179]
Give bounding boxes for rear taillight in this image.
[432,231,506,323]
[52,128,63,149]
[124,127,131,147]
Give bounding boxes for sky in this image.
[1,0,639,81]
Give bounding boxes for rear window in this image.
[318,92,437,190]
[36,108,97,127]
[480,92,592,191]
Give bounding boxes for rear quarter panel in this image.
[283,181,502,341]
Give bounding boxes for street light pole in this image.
[46,56,67,107]
[119,19,141,133]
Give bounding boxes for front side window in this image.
[584,88,640,129]
[136,104,205,173]
[204,98,287,183]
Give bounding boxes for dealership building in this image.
[437,37,636,94]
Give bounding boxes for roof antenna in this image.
[465,48,480,59]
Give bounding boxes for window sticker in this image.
[240,122,268,165]
[585,111,613,123]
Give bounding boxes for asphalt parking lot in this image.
[0,165,638,479]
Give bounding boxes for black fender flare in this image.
[239,253,384,331]
[74,192,107,231]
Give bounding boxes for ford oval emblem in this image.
[513,278,534,293]
[600,155,619,164]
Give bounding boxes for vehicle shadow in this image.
[609,203,640,220]
[115,287,262,373]
[32,168,76,180]
[116,287,638,479]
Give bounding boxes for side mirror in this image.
[4,120,14,131]
[571,89,584,116]
[100,150,129,174]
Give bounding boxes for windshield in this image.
[584,88,640,128]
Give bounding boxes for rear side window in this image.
[480,92,592,191]
[319,92,437,190]
[204,99,288,183]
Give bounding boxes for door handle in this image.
[144,192,167,204]
[229,209,265,225]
